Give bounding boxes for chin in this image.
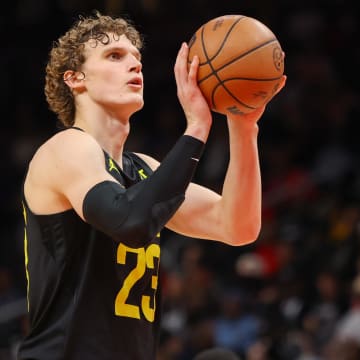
[115,94,144,113]
[132,97,144,112]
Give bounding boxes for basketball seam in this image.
[211,76,282,110]
[216,75,283,82]
[200,17,245,109]
[199,16,245,65]
[211,81,255,110]
[199,38,279,85]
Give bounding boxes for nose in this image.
[129,56,142,73]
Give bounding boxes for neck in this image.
[74,110,130,167]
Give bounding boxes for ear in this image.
[63,70,85,91]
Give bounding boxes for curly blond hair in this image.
[45,12,143,127]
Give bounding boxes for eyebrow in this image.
[103,45,142,60]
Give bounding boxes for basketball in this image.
[187,15,284,115]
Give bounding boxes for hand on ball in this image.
[226,74,287,123]
[175,42,212,130]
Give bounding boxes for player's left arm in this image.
[138,125,259,247]
[136,76,286,246]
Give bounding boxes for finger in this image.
[174,43,183,78]
[179,42,190,78]
[174,43,188,75]
[188,55,199,83]
[265,75,286,104]
[276,75,287,94]
[174,42,188,85]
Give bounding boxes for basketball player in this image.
[18,12,285,360]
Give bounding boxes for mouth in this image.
[127,77,143,89]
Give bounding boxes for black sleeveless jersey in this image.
[18,150,162,360]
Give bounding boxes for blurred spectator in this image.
[3,1,360,359]
[193,347,241,360]
[332,275,360,345]
[213,290,262,357]
[301,270,345,351]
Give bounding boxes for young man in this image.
[18,12,285,360]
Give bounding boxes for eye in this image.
[108,52,122,61]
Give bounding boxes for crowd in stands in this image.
[0,0,359,359]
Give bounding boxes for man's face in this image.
[80,33,144,115]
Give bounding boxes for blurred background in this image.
[1,0,359,359]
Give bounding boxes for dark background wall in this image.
[0,1,359,359]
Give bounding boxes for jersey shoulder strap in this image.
[102,151,154,187]
[124,152,153,180]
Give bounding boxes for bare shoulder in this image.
[24,129,108,214]
[134,152,160,171]
[29,129,103,175]
[43,128,101,158]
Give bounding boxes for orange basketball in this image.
[187,15,284,115]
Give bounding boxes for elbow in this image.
[224,221,261,247]
[110,222,151,247]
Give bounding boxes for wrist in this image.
[226,105,266,124]
[184,121,211,143]
[227,118,259,135]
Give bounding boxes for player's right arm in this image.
[25,128,205,247]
